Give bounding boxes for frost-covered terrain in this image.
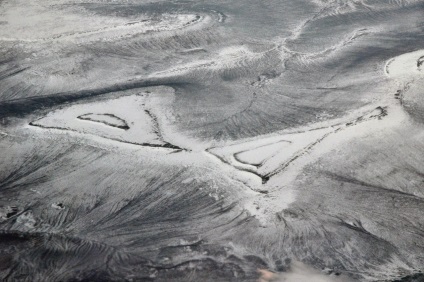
[1,0,424,281]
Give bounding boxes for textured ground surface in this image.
[1,0,424,281]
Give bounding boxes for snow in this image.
[0,0,205,43]
[385,49,424,79]
[31,94,165,146]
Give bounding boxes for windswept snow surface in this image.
[1,0,424,281]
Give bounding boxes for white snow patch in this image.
[30,94,164,146]
[209,127,335,179]
[385,49,424,79]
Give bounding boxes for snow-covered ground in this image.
[2,0,424,281]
